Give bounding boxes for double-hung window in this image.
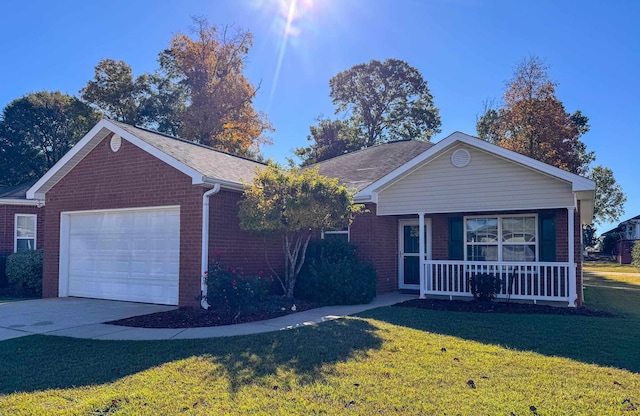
[322,226,350,242]
[465,215,536,262]
[15,214,37,252]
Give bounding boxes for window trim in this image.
[321,227,350,242]
[463,214,538,262]
[14,214,37,253]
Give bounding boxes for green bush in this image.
[6,249,43,296]
[205,254,272,320]
[632,241,640,271]
[469,272,501,302]
[296,239,376,305]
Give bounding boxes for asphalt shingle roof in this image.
[0,180,37,199]
[111,121,266,185]
[312,140,434,191]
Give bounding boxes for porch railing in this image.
[422,260,575,306]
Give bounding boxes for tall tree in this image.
[160,18,273,155]
[329,58,441,147]
[295,117,360,166]
[238,165,360,298]
[476,56,625,224]
[589,165,627,224]
[477,56,593,175]
[0,91,101,185]
[80,59,152,126]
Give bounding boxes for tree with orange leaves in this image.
[159,18,273,156]
[477,55,626,226]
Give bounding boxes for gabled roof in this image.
[312,140,434,191]
[357,131,596,221]
[28,119,266,199]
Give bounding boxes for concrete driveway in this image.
[0,298,176,341]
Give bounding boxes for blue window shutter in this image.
[539,213,556,262]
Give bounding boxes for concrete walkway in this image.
[0,293,416,341]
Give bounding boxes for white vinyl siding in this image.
[377,145,574,215]
[15,214,37,252]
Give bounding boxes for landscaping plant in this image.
[296,239,376,305]
[5,249,43,296]
[469,272,502,302]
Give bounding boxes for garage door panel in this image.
[64,207,180,305]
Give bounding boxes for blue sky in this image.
[1,0,638,235]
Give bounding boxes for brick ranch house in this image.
[24,119,595,307]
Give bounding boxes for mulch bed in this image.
[107,299,319,329]
[394,298,617,317]
[108,297,617,329]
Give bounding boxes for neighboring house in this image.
[601,215,640,264]
[0,181,45,285]
[26,119,595,308]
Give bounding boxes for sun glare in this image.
[249,0,324,108]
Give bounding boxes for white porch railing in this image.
[421,261,576,306]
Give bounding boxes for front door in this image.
[399,219,431,290]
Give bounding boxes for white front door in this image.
[398,219,431,290]
[60,206,181,305]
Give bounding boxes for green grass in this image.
[1,272,640,414]
[584,260,640,273]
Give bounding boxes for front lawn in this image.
[584,260,639,274]
[1,271,639,414]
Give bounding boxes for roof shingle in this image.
[312,140,434,191]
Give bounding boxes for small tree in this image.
[239,165,360,298]
[632,241,640,271]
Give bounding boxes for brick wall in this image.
[208,190,284,286]
[0,204,45,285]
[44,135,204,307]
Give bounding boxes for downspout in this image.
[201,183,221,309]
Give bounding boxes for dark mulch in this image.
[394,298,617,317]
[107,298,320,329]
[109,297,616,329]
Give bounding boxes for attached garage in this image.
[59,206,180,305]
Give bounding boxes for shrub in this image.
[469,272,501,302]
[296,239,376,305]
[6,249,43,296]
[632,241,640,271]
[205,254,271,320]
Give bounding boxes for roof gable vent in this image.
[451,148,471,167]
[110,134,122,152]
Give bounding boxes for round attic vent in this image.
[110,134,122,152]
[451,148,471,167]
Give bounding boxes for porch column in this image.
[567,207,577,307]
[419,212,426,299]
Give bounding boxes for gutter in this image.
[0,198,44,207]
[200,182,221,309]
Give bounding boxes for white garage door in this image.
[62,207,180,305]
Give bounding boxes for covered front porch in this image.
[398,208,579,307]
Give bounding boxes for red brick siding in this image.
[0,204,45,285]
[208,190,284,281]
[44,135,204,307]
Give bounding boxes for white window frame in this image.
[14,214,37,252]
[321,227,350,242]
[464,214,538,262]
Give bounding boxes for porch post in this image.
[419,212,426,299]
[567,207,577,307]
